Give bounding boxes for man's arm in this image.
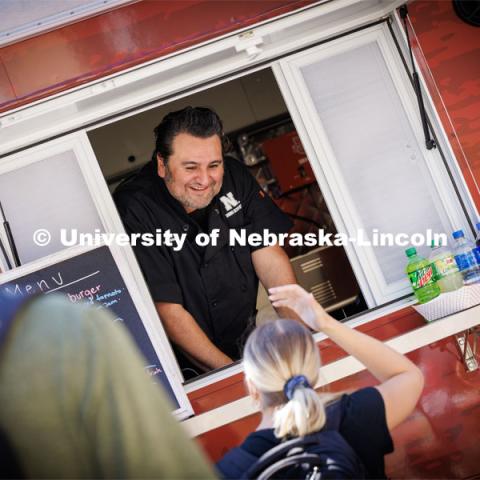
[155,302,232,371]
[251,244,298,319]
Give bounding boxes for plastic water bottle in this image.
[428,241,463,292]
[473,222,480,265]
[405,247,440,303]
[452,230,480,285]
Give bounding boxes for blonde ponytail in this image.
[243,319,326,438]
[274,386,326,437]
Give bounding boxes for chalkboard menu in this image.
[0,246,179,409]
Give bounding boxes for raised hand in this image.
[268,284,330,331]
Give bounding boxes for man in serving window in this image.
[114,107,296,378]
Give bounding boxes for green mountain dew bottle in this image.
[405,247,441,303]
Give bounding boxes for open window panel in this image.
[88,67,368,333]
[0,134,193,419]
[274,22,474,307]
[86,21,475,383]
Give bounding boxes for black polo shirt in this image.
[114,156,292,371]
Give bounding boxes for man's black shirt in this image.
[114,157,292,373]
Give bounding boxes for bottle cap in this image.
[476,222,480,231]
[405,247,416,257]
[452,230,464,239]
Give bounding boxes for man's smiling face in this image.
[157,133,224,213]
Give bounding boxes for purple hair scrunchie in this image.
[283,375,311,401]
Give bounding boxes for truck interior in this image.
[88,67,367,325]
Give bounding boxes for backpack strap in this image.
[256,452,324,480]
[244,436,320,479]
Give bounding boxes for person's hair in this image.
[153,106,229,164]
[243,319,326,438]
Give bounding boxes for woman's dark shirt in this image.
[217,387,393,479]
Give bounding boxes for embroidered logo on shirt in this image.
[219,192,242,218]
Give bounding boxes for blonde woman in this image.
[217,284,424,479]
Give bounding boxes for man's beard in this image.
[164,166,219,212]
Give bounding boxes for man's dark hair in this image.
[153,106,229,164]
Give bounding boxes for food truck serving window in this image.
[88,23,473,382]
[0,14,476,386]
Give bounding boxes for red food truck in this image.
[0,1,479,477]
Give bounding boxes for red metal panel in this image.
[197,411,261,463]
[386,339,480,478]
[318,307,425,365]
[188,371,248,415]
[409,0,480,210]
[0,56,15,105]
[196,337,480,480]
[0,0,314,113]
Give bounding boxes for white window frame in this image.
[0,133,193,419]
[273,22,473,306]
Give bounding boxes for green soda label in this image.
[433,256,459,278]
[408,265,437,290]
